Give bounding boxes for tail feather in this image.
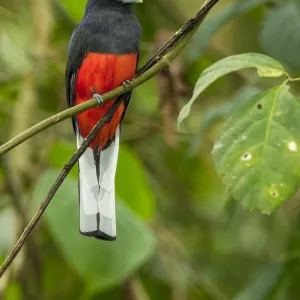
[76,127,119,240]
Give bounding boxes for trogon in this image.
[65,0,142,241]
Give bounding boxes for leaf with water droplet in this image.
[212,85,300,214]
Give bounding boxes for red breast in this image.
[75,52,138,149]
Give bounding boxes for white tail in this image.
[76,127,120,240]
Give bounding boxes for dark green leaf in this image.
[212,85,300,214]
[32,170,156,293]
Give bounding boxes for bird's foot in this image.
[122,80,132,89]
[93,93,104,107]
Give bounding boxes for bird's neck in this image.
[85,0,132,14]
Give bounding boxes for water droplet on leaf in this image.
[288,141,297,152]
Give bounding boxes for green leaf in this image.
[32,170,156,292]
[234,263,282,300]
[187,0,262,62]
[116,145,155,220]
[178,53,285,128]
[260,2,300,71]
[212,85,300,214]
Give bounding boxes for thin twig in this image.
[0,0,219,156]
[0,0,220,278]
[0,98,122,278]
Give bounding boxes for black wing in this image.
[65,26,89,131]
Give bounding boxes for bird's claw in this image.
[93,93,104,107]
[122,80,131,89]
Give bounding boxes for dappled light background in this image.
[1,0,300,299]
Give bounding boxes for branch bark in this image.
[0,0,220,279]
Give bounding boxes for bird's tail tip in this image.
[79,229,116,241]
[79,209,116,241]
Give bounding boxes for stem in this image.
[288,77,300,82]
[0,0,220,278]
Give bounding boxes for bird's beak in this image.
[121,0,143,3]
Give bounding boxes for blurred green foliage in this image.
[1,0,300,300]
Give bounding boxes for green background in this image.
[1,0,300,299]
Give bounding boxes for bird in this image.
[65,0,142,241]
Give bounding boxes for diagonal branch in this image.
[0,0,220,279]
[0,96,123,278]
[0,0,219,156]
